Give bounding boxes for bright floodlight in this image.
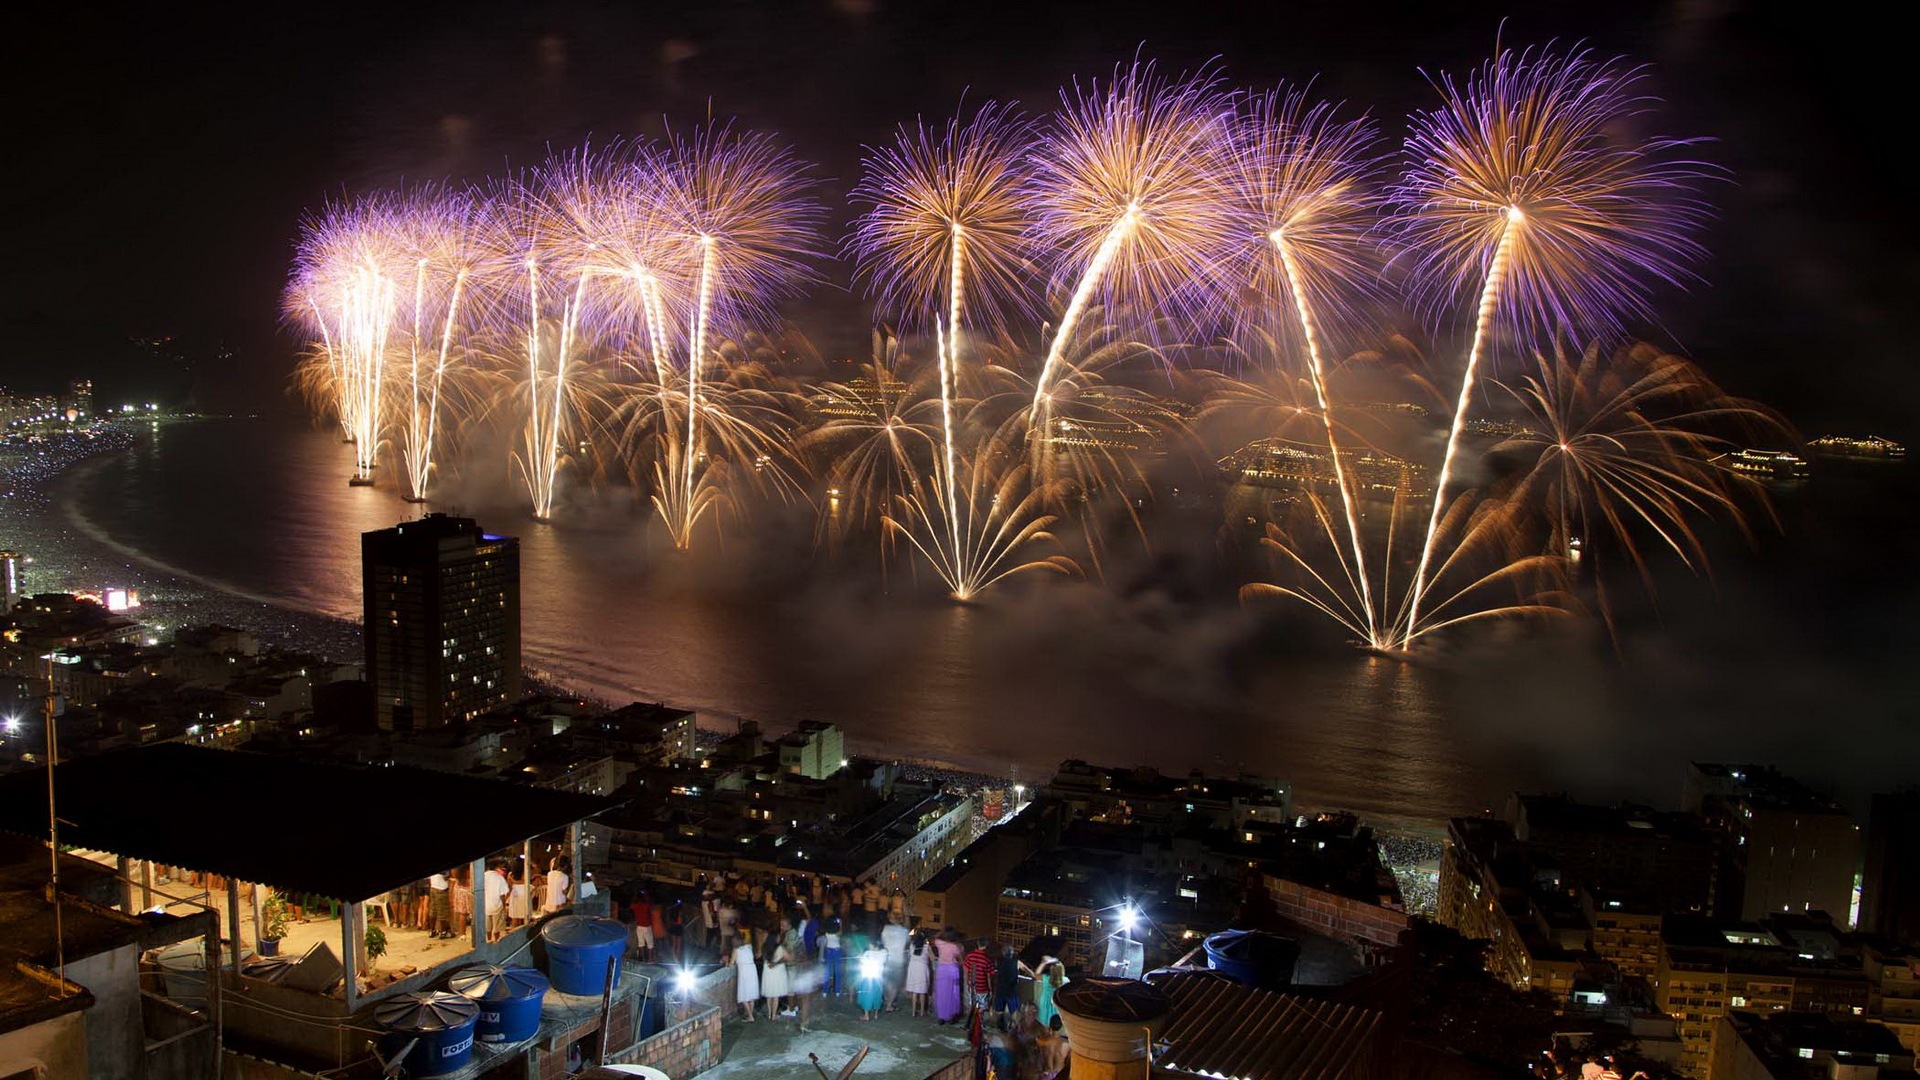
[676,969,699,993]
[859,952,885,981]
[1118,903,1139,933]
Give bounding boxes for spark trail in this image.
[1392,43,1713,648]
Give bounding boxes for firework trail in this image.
[1221,86,1388,644]
[1246,485,1573,649]
[849,101,1041,596]
[1393,42,1714,646]
[650,123,824,547]
[1026,61,1235,427]
[394,188,483,502]
[478,166,595,521]
[289,195,403,483]
[885,423,1080,601]
[1493,340,1781,631]
[799,340,939,549]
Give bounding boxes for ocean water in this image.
[26,417,1920,828]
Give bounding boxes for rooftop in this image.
[0,960,92,1033]
[1691,764,1850,815]
[692,997,970,1080]
[1726,1009,1914,1077]
[0,744,619,901]
[1148,969,1383,1080]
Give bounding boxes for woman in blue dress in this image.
[855,942,888,1019]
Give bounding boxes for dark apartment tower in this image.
[1863,790,1920,943]
[362,514,521,730]
[1685,763,1863,924]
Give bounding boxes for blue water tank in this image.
[541,916,627,996]
[1202,929,1299,992]
[448,963,550,1045]
[374,992,479,1078]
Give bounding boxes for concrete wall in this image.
[217,975,356,1067]
[143,991,216,1080]
[1263,874,1410,954]
[68,942,143,1080]
[0,1009,89,1080]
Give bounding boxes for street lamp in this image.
[1104,901,1145,980]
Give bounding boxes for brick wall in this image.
[533,997,637,1080]
[609,1005,722,1078]
[1263,874,1409,953]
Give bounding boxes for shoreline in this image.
[16,418,1451,842]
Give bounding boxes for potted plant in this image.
[365,923,388,971]
[259,896,291,957]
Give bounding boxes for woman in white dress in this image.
[760,917,792,1015]
[734,931,761,1022]
[903,930,932,1016]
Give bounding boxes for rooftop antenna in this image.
[44,651,65,978]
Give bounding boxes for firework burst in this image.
[1219,85,1387,642]
[851,101,1060,597]
[288,194,406,483]
[1393,42,1715,644]
[1026,60,1235,419]
[650,123,825,546]
[1492,340,1780,627]
[1245,485,1574,652]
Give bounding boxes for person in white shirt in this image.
[699,891,720,955]
[544,857,570,914]
[483,863,508,942]
[880,912,910,1011]
[429,873,453,939]
[507,871,529,925]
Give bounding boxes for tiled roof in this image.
[1150,970,1382,1080]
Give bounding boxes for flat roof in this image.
[0,744,620,902]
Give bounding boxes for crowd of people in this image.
[616,872,1072,1079]
[355,855,576,943]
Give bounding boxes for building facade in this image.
[1862,789,1920,944]
[362,514,521,730]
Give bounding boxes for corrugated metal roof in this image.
[0,743,619,901]
[1150,970,1382,1080]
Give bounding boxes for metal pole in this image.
[594,956,618,1065]
[522,839,533,925]
[342,898,361,1011]
[569,821,583,906]
[227,883,243,977]
[471,858,486,951]
[207,914,223,1070]
[44,654,63,978]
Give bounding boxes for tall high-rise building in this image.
[362,514,520,730]
[1,550,22,614]
[1863,789,1920,944]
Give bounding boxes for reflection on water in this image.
[64,418,1920,828]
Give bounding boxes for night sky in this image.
[6,0,1913,434]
